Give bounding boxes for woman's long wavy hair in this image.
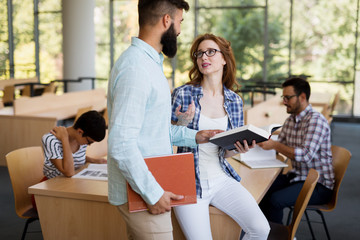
[187,33,239,91]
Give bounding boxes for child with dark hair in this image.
[42,110,107,179]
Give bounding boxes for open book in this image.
[209,124,282,151]
[72,164,108,181]
[232,140,288,169]
[127,152,197,213]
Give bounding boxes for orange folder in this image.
[127,152,197,212]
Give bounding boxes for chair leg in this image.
[286,207,293,225]
[304,210,316,240]
[316,210,331,240]
[21,218,38,240]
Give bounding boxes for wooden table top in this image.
[29,157,282,204]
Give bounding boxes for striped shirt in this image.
[171,84,244,197]
[278,104,335,189]
[42,133,87,179]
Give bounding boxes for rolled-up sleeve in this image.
[171,125,197,148]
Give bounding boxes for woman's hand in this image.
[234,139,256,153]
[224,139,256,158]
[174,101,195,126]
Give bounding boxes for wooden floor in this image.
[0,121,359,240]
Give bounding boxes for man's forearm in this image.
[273,141,295,160]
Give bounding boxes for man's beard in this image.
[160,23,177,58]
[286,100,301,114]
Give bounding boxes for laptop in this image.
[232,145,288,169]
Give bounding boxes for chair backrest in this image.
[289,168,319,240]
[330,92,340,114]
[3,85,15,104]
[102,107,108,127]
[6,146,44,218]
[74,106,93,122]
[42,82,56,94]
[86,129,108,159]
[21,85,31,97]
[326,145,351,211]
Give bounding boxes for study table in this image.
[0,89,107,120]
[0,77,38,91]
[13,89,107,121]
[29,157,283,240]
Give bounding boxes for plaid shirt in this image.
[171,84,243,197]
[279,104,334,190]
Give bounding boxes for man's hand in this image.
[195,129,224,144]
[257,139,276,150]
[174,101,195,126]
[147,191,184,215]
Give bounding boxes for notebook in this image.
[127,152,197,212]
[232,145,288,169]
[72,164,108,181]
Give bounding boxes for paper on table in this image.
[72,164,108,181]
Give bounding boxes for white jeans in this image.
[174,175,270,240]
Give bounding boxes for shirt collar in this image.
[292,104,312,123]
[223,86,238,102]
[190,84,236,102]
[131,37,164,66]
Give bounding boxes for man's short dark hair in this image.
[282,77,311,101]
[73,110,106,142]
[138,0,189,27]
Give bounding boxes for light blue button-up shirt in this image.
[107,37,198,206]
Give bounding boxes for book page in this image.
[239,145,276,161]
[259,124,282,134]
[87,163,107,170]
[232,135,279,162]
[72,165,108,181]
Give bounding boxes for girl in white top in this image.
[171,34,270,240]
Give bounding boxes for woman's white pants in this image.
[174,175,270,240]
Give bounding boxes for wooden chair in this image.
[6,146,44,240]
[74,106,92,122]
[2,85,15,106]
[102,107,108,127]
[268,168,319,240]
[86,129,108,159]
[42,82,57,95]
[21,85,31,97]
[287,145,351,240]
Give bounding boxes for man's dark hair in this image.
[73,110,106,142]
[282,77,311,101]
[138,0,189,27]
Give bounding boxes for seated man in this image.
[42,110,107,179]
[258,77,334,223]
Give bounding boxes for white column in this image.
[62,0,95,92]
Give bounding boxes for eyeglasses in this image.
[85,136,94,145]
[281,95,298,101]
[193,48,222,59]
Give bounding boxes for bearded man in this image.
[107,1,222,239]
